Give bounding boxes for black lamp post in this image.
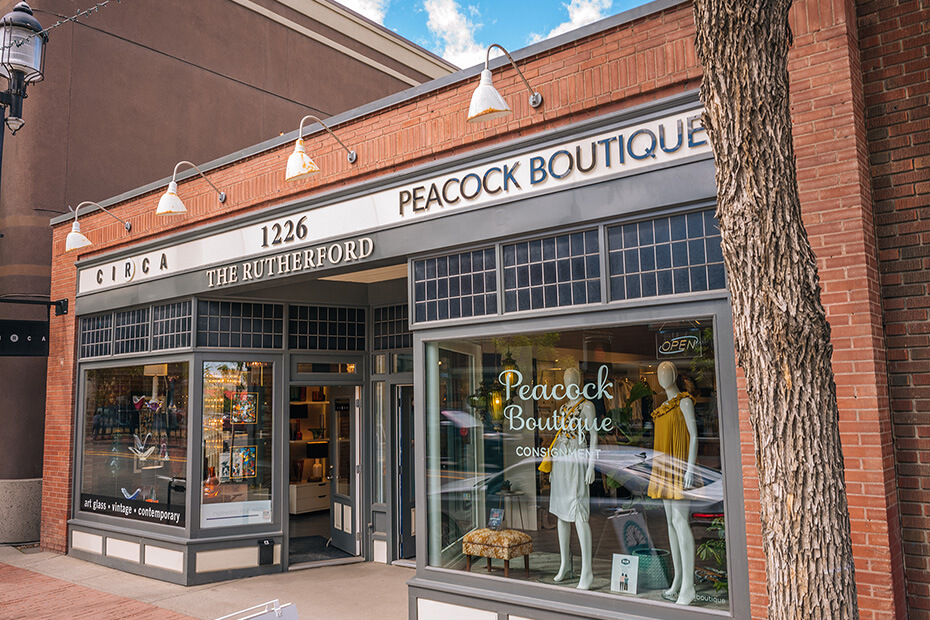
[0,2,46,136]
[0,2,45,239]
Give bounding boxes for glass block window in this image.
[79,314,112,359]
[413,248,497,323]
[196,301,284,349]
[288,305,366,351]
[152,300,192,350]
[608,209,725,300]
[113,308,149,355]
[503,229,601,312]
[373,305,411,350]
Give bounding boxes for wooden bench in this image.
[463,528,533,578]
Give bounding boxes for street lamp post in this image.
[0,2,46,239]
[0,2,46,134]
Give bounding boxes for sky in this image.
[335,0,651,69]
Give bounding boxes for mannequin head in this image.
[564,367,582,390]
[657,361,678,390]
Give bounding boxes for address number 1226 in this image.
[261,216,308,248]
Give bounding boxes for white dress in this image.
[548,400,591,522]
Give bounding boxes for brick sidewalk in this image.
[0,564,196,620]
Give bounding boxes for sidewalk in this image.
[0,545,412,620]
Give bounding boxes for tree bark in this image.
[692,1,859,618]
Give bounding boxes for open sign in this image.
[656,330,701,358]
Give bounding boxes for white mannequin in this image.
[655,360,698,605]
[550,367,598,590]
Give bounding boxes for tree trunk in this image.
[692,1,859,618]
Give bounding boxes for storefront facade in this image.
[44,0,913,618]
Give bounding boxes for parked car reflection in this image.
[434,437,724,548]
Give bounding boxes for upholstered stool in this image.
[463,528,533,578]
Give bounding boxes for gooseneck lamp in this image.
[65,201,132,252]
[285,114,358,182]
[0,2,46,134]
[467,44,543,124]
[156,161,227,216]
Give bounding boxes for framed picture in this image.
[232,445,257,478]
[219,452,231,482]
[231,392,257,424]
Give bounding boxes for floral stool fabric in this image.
[463,528,533,578]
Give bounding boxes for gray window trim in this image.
[411,296,749,620]
[71,354,196,538]
[191,352,284,540]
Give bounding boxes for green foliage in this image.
[603,379,652,444]
[696,517,728,592]
[601,381,652,492]
[689,326,717,387]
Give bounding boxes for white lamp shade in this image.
[467,69,512,123]
[285,139,321,182]
[0,25,42,80]
[156,181,187,215]
[65,221,92,252]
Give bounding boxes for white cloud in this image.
[528,0,613,44]
[337,0,390,24]
[423,0,487,68]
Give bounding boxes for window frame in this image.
[72,354,195,537]
[412,295,749,620]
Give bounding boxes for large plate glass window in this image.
[79,361,188,527]
[201,361,274,528]
[426,321,729,610]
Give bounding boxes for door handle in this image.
[327,466,334,481]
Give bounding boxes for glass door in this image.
[396,384,415,558]
[329,385,359,554]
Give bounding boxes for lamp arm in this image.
[297,115,358,164]
[73,201,131,233]
[485,44,543,108]
[172,161,227,203]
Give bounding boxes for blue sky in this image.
[336,0,650,69]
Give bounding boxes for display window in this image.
[426,321,730,609]
[79,362,189,527]
[201,361,274,528]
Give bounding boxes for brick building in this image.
[40,0,928,618]
[0,0,453,544]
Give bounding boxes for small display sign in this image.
[611,553,640,594]
[0,320,49,356]
[488,508,505,531]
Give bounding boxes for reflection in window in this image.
[374,382,387,504]
[80,362,188,526]
[201,361,274,528]
[426,322,729,610]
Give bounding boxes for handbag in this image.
[538,400,583,473]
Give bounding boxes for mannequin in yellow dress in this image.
[647,360,697,605]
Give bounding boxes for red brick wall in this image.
[43,1,911,617]
[785,0,906,617]
[859,0,930,614]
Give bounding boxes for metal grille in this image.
[503,229,601,312]
[113,308,149,355]
[196,301,284,348]
[373,305,411,350]
[79,314,112,359]
[288,305,366,351]
[413,248,497,323]
[152,301,192,350]
[607,210,725,300]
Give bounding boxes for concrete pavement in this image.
[0,545,412,620]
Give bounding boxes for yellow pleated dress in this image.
[647,392,693,500]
